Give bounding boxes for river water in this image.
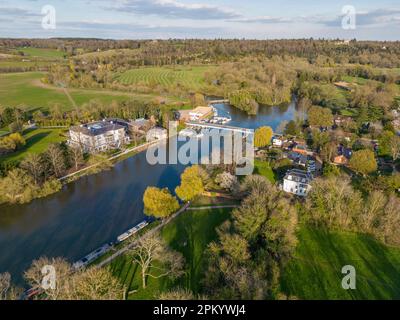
[0,100,298,284]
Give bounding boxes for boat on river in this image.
[117,219,150,243]
[73,243,112,270]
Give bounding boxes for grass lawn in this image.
[0,72,160,112]
[342,75,370,85]
[0,128,67,164]
[0,72,188,112]
[254,159,276,182]
[109,208,232,299]
[116,65,215,91]
[280,226,400,300]
[14,47,67,60]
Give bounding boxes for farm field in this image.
[281,226,400,300]
[116,65,215,90]
[109,207,232,299]
[0,128,67,164]
[13,47,67,60]
[0,72,162,112]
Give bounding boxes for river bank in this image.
[0,100,298,284]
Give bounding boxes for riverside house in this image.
[283,169,313,197]
[68,120,130,153]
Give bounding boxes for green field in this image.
[281,226,400,300]
[14,47,67,60]
[109,208,232,300]
[0,72,158,111]
[254,159,276,182]
[0,128,67,164]
[116,66,214,90]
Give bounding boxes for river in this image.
[0,100,298,284]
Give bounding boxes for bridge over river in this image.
[185,121,254,135]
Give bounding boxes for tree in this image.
[8,133,25,149]
[284,120,300,136]
[205,177,298,299]
[0,168,36,204]
[320,141,337,162]
[349,149,377,176]
[175,165,205,202]
[143,187,179,218]
[45,143,66,178]
[69,145,84,171]
[254,126,273,148]
[389,135,400,161]
[21,153,44,185]
[228,90,258,115]
[378,130,395,157]
[159,288,195,300]
[307,105,333,127]
[0,273,20,300]
[65,268,124,300]
[306,175,362,229]
[9,121,23,133]
[24,257,72,300]
[215,171,239,193]
[130,233,184,289]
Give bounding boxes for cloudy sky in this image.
[0,0,399,40]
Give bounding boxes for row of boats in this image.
[72,218,152,270]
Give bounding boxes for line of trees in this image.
[0,143,84,205]
[0,256,124,300]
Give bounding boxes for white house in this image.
[68,120,130,153]
[283,169,312,197]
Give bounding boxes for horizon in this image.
[0,0,400,40]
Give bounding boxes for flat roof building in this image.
[68,120,130,153]
[283,169,312,197]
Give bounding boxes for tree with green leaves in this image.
[254,126,273,148]
[175,165,205,202]
[349,149,377,176]
[143,187,179,218]
[307,105,333,127]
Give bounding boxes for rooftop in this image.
[71,120,125,136]
[284,169,312,184]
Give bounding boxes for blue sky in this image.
[0,0,399,40]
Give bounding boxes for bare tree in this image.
[20,153,44,185]
[0,273,20,300]
[65,268,124,300]
[390,135,400,161]
[69,145,84,171]
[45,144,66,178]
[24,257,72,300]
[130,233,184,289]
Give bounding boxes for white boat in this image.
[117,220,149,243]
[73,243,112,270]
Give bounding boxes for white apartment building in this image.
[283,169,312,197]
[68,120,130,153]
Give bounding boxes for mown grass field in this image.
[116,65,214,90]
[14,47,67,60]
[0,72,157,112]
[0,128,67,164]
[108,208,232,300]
[281,226,400,300]
[254,159,276,182]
